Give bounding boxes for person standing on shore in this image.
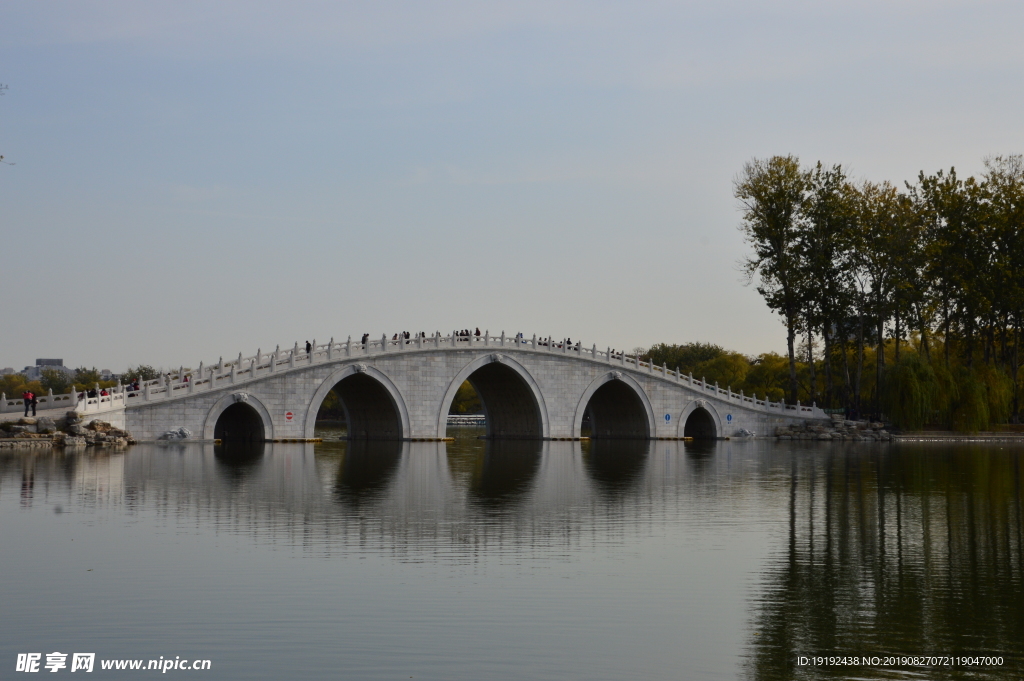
[22,390,36,417]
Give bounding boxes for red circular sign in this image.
[285,412,294,421]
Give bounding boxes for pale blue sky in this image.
[2,1,1022,372]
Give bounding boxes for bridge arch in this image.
[203,392,275,441]
[303,364,411,440]
[573,371,656,439]
[677,399,722,439]
[436,354,549,439]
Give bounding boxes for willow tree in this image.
[736,155,806,403]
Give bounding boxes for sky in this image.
[2,1,1023,373]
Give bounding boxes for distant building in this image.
[1,367,14,375]
[21,359,75,382]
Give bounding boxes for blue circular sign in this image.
[665,414,671,422]
[727,414,733,422]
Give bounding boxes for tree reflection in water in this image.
[582,439,650,498]
[746,444,1024,681]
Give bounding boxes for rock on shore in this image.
[0,412,135,449]
[776,414,891,441]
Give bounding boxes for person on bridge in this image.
[22,390,36,417]
[305,340,312,354]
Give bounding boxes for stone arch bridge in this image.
[109,332,827,442]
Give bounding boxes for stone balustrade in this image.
[0,385,127,415]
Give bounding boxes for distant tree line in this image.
[731,154,1024,429]
[0,365,162,398]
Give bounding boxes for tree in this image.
[642,342,725,375]
[798,162,857,407]
[693,352,751,389]
[981,155,1024,418]
[736,155,807,403]
[0,372,28,396]
[123,365,160,383]
[74,367,102,385]
[851,181,918,415]
[450,381,483,414]
[40,368,74,394]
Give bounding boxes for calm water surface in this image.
[2,429,1023,680]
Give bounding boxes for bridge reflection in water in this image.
[3,440,1024,678]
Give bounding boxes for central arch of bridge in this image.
[305,365,410,440]
[574,372,655,439]
[214,402,266,443]
[439,355,548,439]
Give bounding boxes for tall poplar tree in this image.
[799,163,857,407]
[736,155,806,403]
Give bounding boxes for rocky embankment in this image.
[0,412,135,449]
[776,414,892,441]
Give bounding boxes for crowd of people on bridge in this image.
[341,330,631,359]
[292,330,633,362]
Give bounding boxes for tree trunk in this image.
[841,326,852,412]
[894,308,901,363]
[944,297,951,368]
[807,320,817,405]
[855,313,865,418]
[823,324,834,409]
[787,312,798,404]
[966,317,974,369]
[1014,316,1021,422]
[876,317,885,419]
[1000,316,1008,371]
[916,303,930,362]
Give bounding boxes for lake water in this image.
[2,429,1022,680]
